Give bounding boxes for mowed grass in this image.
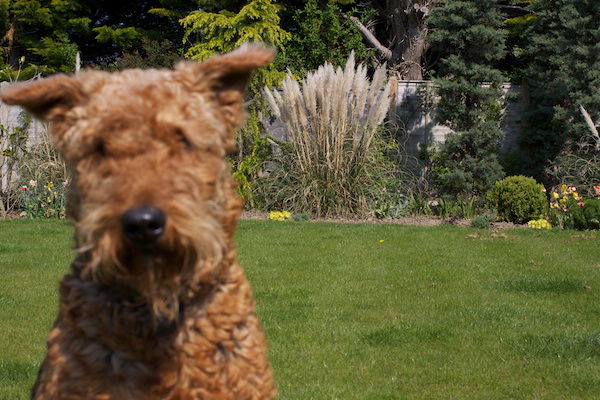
[1,220,599,399]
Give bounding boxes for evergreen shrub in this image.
[471,212,497,229]
[427,0,507,196]
[486,176,547,224]
[572,198,600,230]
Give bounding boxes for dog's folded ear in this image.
[176,44,274,101]
[0,75,85,122]
[175,45,274,142]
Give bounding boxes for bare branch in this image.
[348,16,392,61]
[499,5,533,15]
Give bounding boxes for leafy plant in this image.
[98,38,182,71]
[487,175,547,224]
[457,196,478,219]
[435,197,457,219]
[0,111,32,215]
[404,193,434,216]
[471,212,497,229]
[230,107,273,209]
[180,0,290,94]
[268,210,292,221]
[292,212,309,222]
[19,180,67,219]
[548,185,600,230]
[527,219,552,230]
[282,0,373,74]
[263,52,394,217]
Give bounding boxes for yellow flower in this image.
[552,192,560,199]
[268,211,292,222]
[46,181,54,190]
[528,219,551,229]
[379,240,384,243]
[561,184,567,193]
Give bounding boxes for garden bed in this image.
[241,210,523,229]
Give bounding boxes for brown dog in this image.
[2,45,276,400]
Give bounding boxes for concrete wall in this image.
[0,81,47,192]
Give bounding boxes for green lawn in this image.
[1,220,599,399]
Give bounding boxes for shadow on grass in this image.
[512,333,600,360]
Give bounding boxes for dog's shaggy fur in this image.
[2,46,276,399]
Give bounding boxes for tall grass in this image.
[1,114,67,217]
[263,53,394,216]
[545,106,600,198]
[18,130,67,187]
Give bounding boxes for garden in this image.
[1,0,600,399]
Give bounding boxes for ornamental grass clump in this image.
[263,53,392,217]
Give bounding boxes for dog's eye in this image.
[174,128,192,150]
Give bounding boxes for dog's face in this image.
[2,46,273,316]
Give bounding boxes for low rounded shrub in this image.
[486,176,547,224]
[471,213,496,229]
[573,198,600,230]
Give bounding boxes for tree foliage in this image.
[427,0,507,196]
[0,0,89,78]
[520,0,600,182]
[181,0,290,92]
[282,0,373,75]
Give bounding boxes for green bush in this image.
[487,176,547,224]
[572,198,600,230]
[471,212,497,229]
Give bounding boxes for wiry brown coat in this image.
[1,46,276,400]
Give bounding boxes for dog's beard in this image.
[75,213,226,324]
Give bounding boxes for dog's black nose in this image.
[121,207,166,245]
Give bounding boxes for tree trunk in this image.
[349,1,432,80]
[385,0,431,80]
[2,18,22,68]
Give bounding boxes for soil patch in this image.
[241,211,524,229]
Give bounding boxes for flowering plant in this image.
[19,179,68,219]
[548,184,600,230]
[527,219,552,229]
[268,211,292,221]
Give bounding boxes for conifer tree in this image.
[0,0,89,78]
[180,0,290,93]
[427,0,507,196]
[521,0,600,182]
